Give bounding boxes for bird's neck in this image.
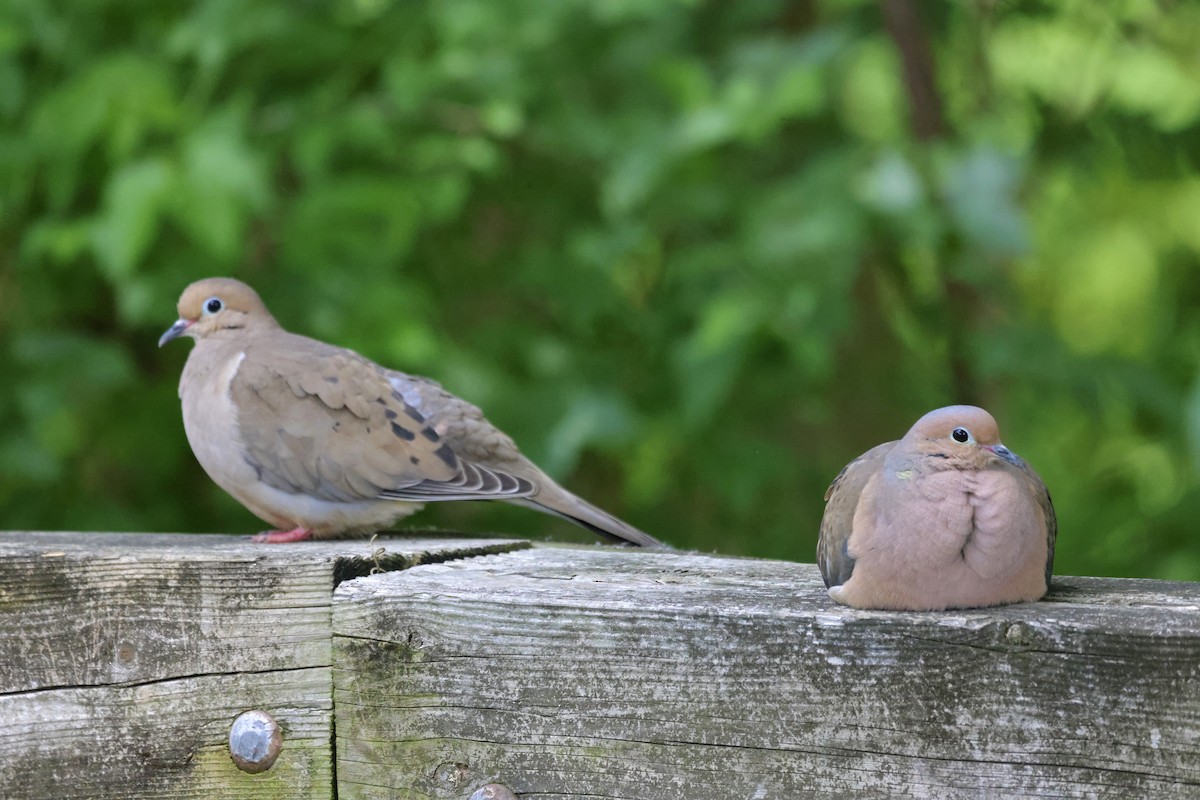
[886,447,982,476]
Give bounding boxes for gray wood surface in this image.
[0,531,528,799]
[333,546,1200,800]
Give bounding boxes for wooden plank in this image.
[332,547,1200,799]
[0,531,529,799]
[0,668,330,800]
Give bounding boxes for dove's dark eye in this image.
[952,427,971,443]
[203,297,223,315]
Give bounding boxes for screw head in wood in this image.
[434,761,471,789]
[469,784,518,800]
[228,710,283,773]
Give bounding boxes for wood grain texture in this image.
[0,531,528,799]
[332,547,1200,800]
[0,668,330,800]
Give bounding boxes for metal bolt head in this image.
[229,710,283,773]
[469,784,519,800]
[434,761,471,789]
[1005,621,1033,647]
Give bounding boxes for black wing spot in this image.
[404,404,426,423]
[390,422,416,441]
[421,427,441,442]
[323,375,339,384]
[434,443,457,467]
[384,409,398,420]
[410,456,420,465]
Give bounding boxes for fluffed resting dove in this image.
[159,277,663,546]
[817,405,1055,611]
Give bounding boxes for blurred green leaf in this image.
[541,388,636,476]
[941,147,1029,260]
[282,177,421,272]
[171,110,269,262]
[673,291,766,426]
[3,0,1200,582]
[858,151,924,214]
[1052,225,1159,357]
[91,157,174,280]
[31,54,178,209]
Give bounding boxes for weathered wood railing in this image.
[0,531,1197,798]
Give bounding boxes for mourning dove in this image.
[159,277,663,547]
[817,405,1055,611]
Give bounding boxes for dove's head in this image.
[903,405,1025,470]
[159,278,277,347]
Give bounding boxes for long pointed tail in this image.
[511,483,666,548]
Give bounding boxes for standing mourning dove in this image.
[817,405,1055,611]
[159,277,663,546]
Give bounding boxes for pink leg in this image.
[251,527,314,544]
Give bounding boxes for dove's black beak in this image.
[986,443,1024,467]
[158,319,191,348]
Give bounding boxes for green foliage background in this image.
[3,0,1200,580]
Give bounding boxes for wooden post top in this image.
[2,532,1198,799]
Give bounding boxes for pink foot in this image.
[251,527,314,544]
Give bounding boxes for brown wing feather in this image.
[232,332,534,504]
[387,368,662,546]
[817,442,894,589]
[1009,457,1057,589]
